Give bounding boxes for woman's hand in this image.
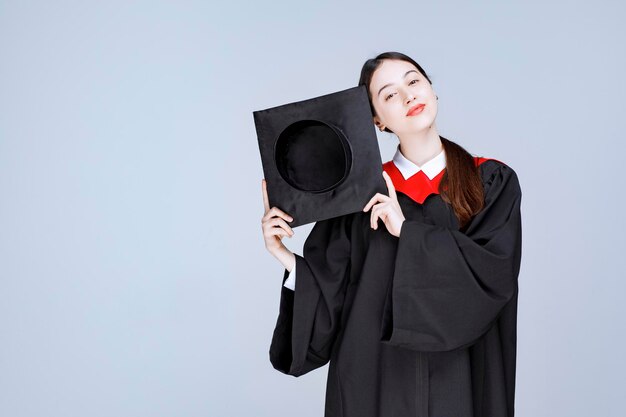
[261,178,295,254]
[362,171,406,238]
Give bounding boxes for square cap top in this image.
[253,85,386,227]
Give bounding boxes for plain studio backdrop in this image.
[0,1,624,416]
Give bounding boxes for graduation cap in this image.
[253,85,387,227]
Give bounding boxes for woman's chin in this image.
[398,117,435,133]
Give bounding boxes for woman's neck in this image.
[397,125,443,167]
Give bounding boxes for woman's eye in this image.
[385,80,419,101]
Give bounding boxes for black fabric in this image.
[254,85,386,227]
[269,159,523,417]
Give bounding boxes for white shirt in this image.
[283,145,447,291]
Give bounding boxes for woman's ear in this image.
[373,117,385,132]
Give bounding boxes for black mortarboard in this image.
[253,85,386,227]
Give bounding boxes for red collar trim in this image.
[382,156,499,204]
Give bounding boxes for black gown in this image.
[269,158,523,417]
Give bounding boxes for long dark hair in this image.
[359,51,484,230]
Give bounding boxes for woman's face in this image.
[369,59,438,136]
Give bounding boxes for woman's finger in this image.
[262,206,294,224]
[371,202,385,229]
[270,227,290,238]
[267,227,290,239]
[371,206,377,229]
[263,217,294,238]
[363,193,388,212]
[261,179,270,212]
[262,216,293,235]
[270,217,294,236]
[382,171,397,201]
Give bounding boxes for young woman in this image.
[261,51,523,417]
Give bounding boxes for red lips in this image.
[407,104,425,116]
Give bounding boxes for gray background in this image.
[1,0,624,416]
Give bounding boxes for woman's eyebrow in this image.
[377,70,419,97]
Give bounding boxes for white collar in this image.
[392,145,446,180]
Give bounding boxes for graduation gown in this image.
[269,154,523,417]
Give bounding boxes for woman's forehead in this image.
[375,60,418,80]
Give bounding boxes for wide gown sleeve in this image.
[380,163,522,352]
[269,214,352,377]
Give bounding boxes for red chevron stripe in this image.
[382,156,501,204]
